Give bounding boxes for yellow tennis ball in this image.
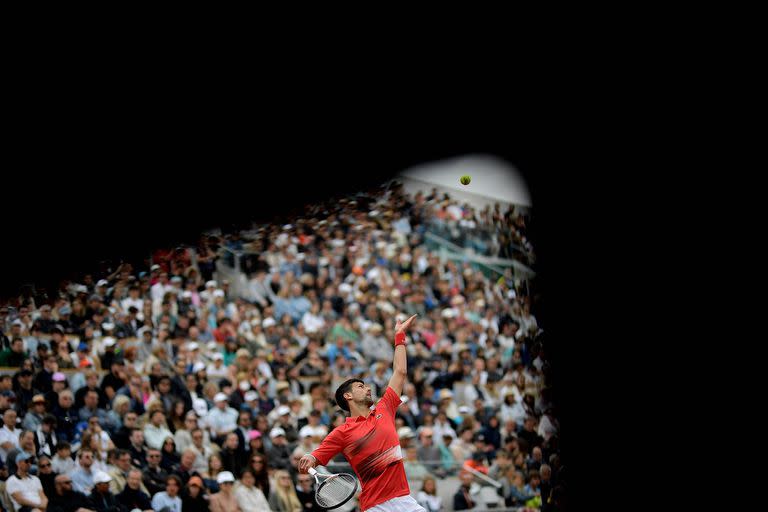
[460,175,471,185]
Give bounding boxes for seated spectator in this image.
[47,473,96,512]
[416,475,442,512]
[452,469,477,511]
[181,475,209,512]
[143,447,169,495]
[403,446,430,481]
[89,471,121,512]
[70,447,97,495]
[78,390,109,425]
[269,469,302,512]
[6,452,47,512]
[219,432,245,477]
[266,427,291,471]
[143,410,173,450]
[0,408,21,463]
[172,448,200,486]
[160,436,181,472]
[37,455,58,500]
[151,473,183,512]
[116,468,152,511]
[122,428,147,470]
[5,430,38,477]
[233,467,270,511]
[22,394,48,432]
[109,448,149,495]
[50,442,75,475]
[210,470,240,512]
[295,471,320,512]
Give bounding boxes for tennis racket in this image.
[308,467,359,509]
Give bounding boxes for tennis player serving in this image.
[299,313,425,512]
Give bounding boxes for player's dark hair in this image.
[335,378,364,412]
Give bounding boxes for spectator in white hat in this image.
[266,427,291,471]
[206,393,238,445]
[210,470,240,512]
[87,468,118,511]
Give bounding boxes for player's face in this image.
[349,382,373,407]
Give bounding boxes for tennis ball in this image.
[460,175,471,185]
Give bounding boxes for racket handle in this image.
[308,467,318,476]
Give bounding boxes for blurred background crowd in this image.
[0,180,563,511]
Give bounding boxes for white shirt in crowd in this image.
[151,282,172,302]
[51,453,76,475]
[6,473,43,511]
[416,491,442,512]
[234,483,271,511]
[205,406,238,436]
[0,425,21,462]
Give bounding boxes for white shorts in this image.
[365,495,426,512]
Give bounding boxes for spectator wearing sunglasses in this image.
[6,452,47,512]
[36,455,57,503]
[48,473,96,512]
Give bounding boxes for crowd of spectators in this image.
[0,181,563,511]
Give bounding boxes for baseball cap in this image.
[270,427,286,439]
[214,393,228,403]
[93,471,112,484]
[216,471,235,484]
[276,405,290,416]
[15,452,33,464]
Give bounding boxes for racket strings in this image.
[316,474,357,508]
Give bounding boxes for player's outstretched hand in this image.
[395,314,418,334]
